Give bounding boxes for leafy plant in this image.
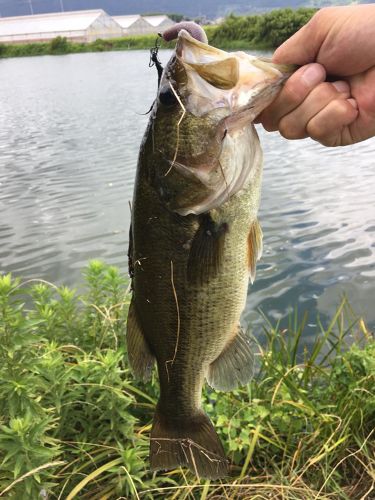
[0,263,373,499]
[49,36,69,54]
[208,8,317,49]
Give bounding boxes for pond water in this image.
[0,50,374,344]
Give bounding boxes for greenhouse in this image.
[114,14,175,36]
[113,15,153,36]
[0,10,123,44]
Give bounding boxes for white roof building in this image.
[143,15,175,31]
[114,14,175,36]
[113,15,152,36]
[0,10,123,44]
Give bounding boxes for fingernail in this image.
[348,98,358,109]
[301,64,325,87]
[332,81,350,93]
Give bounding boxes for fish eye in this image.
[159,85,177,106]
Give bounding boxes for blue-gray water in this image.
[0,51,374,343]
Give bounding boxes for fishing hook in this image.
[149,35,164,87]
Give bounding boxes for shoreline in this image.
[0,8,316,59]
[0,35,271,59]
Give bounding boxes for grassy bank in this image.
[0,261,374,499]
[0,34,174,59]
[207,8,316,50]
[0,8,317,59]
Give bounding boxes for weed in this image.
[0,262,373,498]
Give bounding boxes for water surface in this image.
[0,51,374,343]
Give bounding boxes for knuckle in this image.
[306,10,322,31]
[261,118,278,132]
[282,78,307,105]
[307,114,341,145]
[307,120,325,141]
[307,119,338,146]
[313,82,337,101]
[308,100,351,142]
[319,136,340,147]
[333,99,351,116]
[279,116,305,140]
[313,7,334,23]
[314,7,327,20]
[301,10,326,45]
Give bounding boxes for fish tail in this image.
[150,405,228,479]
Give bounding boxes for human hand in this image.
[257,5,375,146]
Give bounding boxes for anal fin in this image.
[207,326,254,391]
[248,219,263,284]
[126,298,155,381]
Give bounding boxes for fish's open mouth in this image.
[153,27,295,216]
[175,30,291,119]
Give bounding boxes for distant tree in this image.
[142,12,187,22]
[209,8,317,49]
[256,8,317,47]
[209,13,261,46]
[50,36,69,54]
[167,13,187,22]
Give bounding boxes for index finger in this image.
[272,19,321,66]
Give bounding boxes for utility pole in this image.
[59,0,65,12]
[28,0,34,15]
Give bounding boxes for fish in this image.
[127,23,294,479]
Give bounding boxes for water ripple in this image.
[0,50,374,342]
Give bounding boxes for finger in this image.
[272,24,317,65]
[273,7,375,76]
[272,9,329,66]
[278,81,351,140]
[258,63,326,131]
[306,98,359,146]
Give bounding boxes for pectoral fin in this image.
[126,298,155,381]
[206,326,254,391]
[248,219,263,284]
[187,213,228,284]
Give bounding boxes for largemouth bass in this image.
[127,24,293,479]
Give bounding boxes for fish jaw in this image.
[173,29,295,121]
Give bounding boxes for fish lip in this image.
[175,29,225,62]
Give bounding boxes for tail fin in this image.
[150,406,228,479]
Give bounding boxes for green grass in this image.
[0,34,175,59]
[0,261,374,498]
[206,8,317,50]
